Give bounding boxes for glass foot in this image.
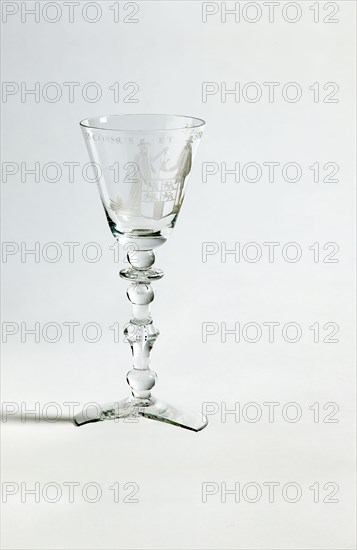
[73,396,208,432]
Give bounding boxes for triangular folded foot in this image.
[73,396,208,432]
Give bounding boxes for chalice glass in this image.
[74,114,207,431]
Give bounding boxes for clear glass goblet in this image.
[74,114,207,431]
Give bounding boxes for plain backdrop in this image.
[1,1,356,549]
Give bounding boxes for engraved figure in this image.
[161,137,193,213]
[126,140,168,218]
[109,139,191,221]
[127,139,153,214]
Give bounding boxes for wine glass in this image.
[74,114,207,431]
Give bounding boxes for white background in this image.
[1,1,356,549]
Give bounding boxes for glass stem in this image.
[121,250,162,400]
